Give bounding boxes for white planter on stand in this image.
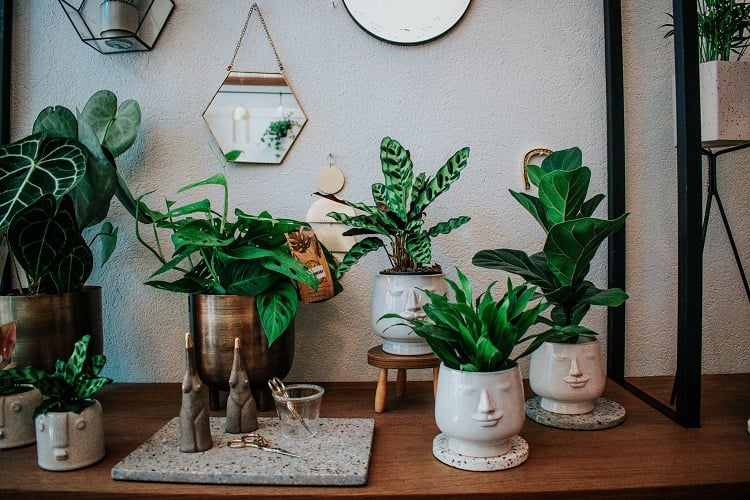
[371,272,446,355]
[526,338,625,430]
[35,400,105,471]
[432,364,529,471]
[0,387,42,449]
[699,60,750,147]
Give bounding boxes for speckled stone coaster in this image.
[525,396,626,430]
[432,434,529,471]
[112,417,374,486]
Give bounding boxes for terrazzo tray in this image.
[111,417,375,486]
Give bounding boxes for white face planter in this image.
[529,338,606,414]
[35,400,105,471]
[434,364,526,458]
[371,273,446,355]
[0,388,42,449]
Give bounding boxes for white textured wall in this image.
[9,1,749,383]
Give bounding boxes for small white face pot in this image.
[371,273,446,355]
[435,364,525,457]
[0,387,43,449]
[529,338,606,414]
[35,400,105,471]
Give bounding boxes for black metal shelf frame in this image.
[604,0,703,428]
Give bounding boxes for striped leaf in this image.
[410,146,469,218]
[379,137,413,220]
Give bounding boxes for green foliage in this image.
[318,136,470,276]
[0,335,111,417]
[260,114,298,157]
[381,268,550,372]
[662,0,750,62]
[135,168,343,346]
[0,90,143,295]
[472,147,628,343]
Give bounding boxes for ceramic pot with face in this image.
[371,272,446,355]
[434,364,526,458]
[528,338,606,414]
[0,387,43,449]
[35,400,105,471]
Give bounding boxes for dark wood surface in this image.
[1,375,749,499]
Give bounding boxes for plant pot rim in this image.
[544,336,600,345]
[0,385,36,396]
[378,269,444,276]
[38,398,100,415]
[439,362,519,376]
[0,285,102,298]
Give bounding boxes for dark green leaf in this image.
[256,280,298,346]
[538,167,590,226]
[81,90,141,157]
[540,147,582,173]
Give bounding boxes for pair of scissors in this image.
[267,377,314,436]
[227,433,300,458]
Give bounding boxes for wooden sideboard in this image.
[1,375,749,499]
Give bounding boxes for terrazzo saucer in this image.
[432,434,529,471]
[525,396,626,430]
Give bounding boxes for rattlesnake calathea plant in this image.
[472,147,628,344]
[316,136,470,277]
[0,90,145,295]
[0,335,111,417]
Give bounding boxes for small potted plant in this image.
[382,268,550,470]
[473,147,628,418]
[318,136,470,355]
[663,0,750,145]
[0,90,145,371]
[0,321,43,449]
[0,335,111,470]
[134,153,342,410]
[260,113,299,158]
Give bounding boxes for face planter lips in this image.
[563,374,591,389]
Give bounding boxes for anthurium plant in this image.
[381,268,550,372]
[472,147,628,344]
[134,157,342,345]
[0,90,145,295]
[316,136,470,277]
[0,334,111,417]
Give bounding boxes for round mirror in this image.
[343,0,471,45]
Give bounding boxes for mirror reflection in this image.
[203,72,307,164]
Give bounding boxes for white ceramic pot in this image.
[529,338,606,415]
[99,0,139,37]
[371,272,447,355]
[699,60,750,147]
[0,387,43,449]
[35,400,105,471]
[435,364,525,458]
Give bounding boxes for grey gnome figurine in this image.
[226,337,259,434]
[180,333,213,452]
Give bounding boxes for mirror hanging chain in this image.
[227,3,284,73]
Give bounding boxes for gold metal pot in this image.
[188,294,294,411]
[0,286,103,372]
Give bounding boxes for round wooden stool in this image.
[367,345,440,413]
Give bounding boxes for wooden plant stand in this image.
[366,345,440,413]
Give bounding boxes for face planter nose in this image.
[47,413,71,461]
[471,388,503,427]
[399,290,426,320]
[563,356,591,388]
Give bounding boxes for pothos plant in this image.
[0,90,145,295]
[0,335,111,417]
[134,151,342,346]
[317,136,470,277]
[472,147,628,344]
[260,113,298,157]
[381,268,550,372]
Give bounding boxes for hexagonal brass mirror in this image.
[203,72,307,164]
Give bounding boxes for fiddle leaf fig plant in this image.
[0,90,145,295]
[0,335,111,417]
[381,268,550,372]
[134,164,342,346]
[317,136,470,277]
[472,147,628,343]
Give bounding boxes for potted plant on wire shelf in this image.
[134,150,343,410]
[382,267,551,471]
[317,136,470,356]
[473,147,628,427]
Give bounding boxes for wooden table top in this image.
[1,375,749,499]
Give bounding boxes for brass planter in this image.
[188,294,294,411]
[0,286,103,372]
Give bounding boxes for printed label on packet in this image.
[285,229,334,303]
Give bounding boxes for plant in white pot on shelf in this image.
[663,0,750,146]
[382,268,550,471]
[0,321,43,449]
[473,147,629,427]
[317,136,470,355]
[0,335,111,471]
